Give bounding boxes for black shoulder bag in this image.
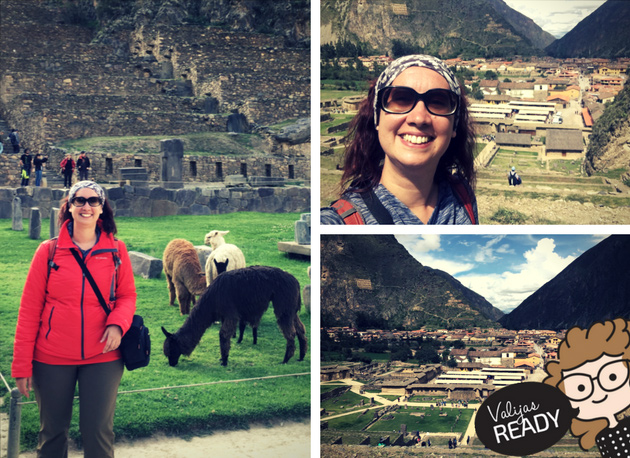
[70,248,150,371]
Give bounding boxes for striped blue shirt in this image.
[320,180,478,225]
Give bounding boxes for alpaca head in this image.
[204,230,229,249]
[161,326,182,367]
[214,258,229,274]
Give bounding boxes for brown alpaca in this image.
[163,239,207,314]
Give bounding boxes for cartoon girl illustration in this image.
[544,318,630,457]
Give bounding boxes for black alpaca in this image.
[161,265,308,366]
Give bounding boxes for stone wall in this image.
[0,142,309,188]
[0,2,310,153]
[0,184,310,220]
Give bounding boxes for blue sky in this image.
[503,0,606,38]
[395,234,608,313]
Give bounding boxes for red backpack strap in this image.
[47,237,59,279]
[452,181,477,225]
[331,199,365,225]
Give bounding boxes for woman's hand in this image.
[16,377,32,398]
[101,325,123,353]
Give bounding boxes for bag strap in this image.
[331,198,365,225]
[331,189,395,225]
[47,237,59,279]
[360,189,394,225]
[452,180,476,225]
[70,248,111,316]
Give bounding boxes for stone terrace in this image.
[0,0,310,152]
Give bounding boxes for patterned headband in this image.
[68,180,106,204]
[373,54,462,128]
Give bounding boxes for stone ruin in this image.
[0,0,310,187]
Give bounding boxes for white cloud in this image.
[420,254,475,277]
[503,0,606,38]
[396,234,441,253]
[457,238,575,312]
[474,235,508,263]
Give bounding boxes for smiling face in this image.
[376,66,456,179]
[561,354,630,422]
[69,187,103,228]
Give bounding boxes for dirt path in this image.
[477,191,630,224]
[15,421,311,458]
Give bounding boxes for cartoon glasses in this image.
[71,196,102,207]
[559,359,630,402]
[378,86,459,117]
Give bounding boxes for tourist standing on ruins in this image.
[320,54,477,225]
[77,151,91,181]
[9,128,20,154]
[60,153,75,188]
[0,131,4,154]
[33,153,48,187]
[20,148,33,186]
[12,180,136,458]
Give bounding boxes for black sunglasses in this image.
[379,86,459,117]
[71,196,102,207]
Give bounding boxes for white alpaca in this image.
[204,230,246,286]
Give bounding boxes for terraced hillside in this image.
[0,0,309,151]
[320,135,630,225]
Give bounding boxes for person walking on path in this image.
[9,128,20,154]
[33,153,48,187]
[12,180,137,458]
[60,153,75,188]
[20,148,33,186]
[77,151,91,181]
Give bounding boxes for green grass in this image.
[0,213,310,451]
[370,408,472,434]
[321,114,355,137]
[325,411,374,431]
[321,390,374,416]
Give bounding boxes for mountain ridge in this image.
[321,235,503,330]
[499,235,630,330]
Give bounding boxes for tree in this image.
[416,346,441,364]
[452,340,466,349]
[485,70,498,80]
[447,357,458,368]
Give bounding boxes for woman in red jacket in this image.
[12,181,136,458]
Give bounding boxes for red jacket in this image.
[12,220,136,378]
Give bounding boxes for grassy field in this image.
[321,390,375,416]
[0,213,311,451]
[370,408,472,433]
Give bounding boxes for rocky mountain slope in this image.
[545,0,630,58]
[321,235,503,330]
[585,84,630,176]
[321,0,546,58]
[499,235,630,330]
[64,0,309,47]
[486,0,555,50]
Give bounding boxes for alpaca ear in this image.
[162,326,172,338]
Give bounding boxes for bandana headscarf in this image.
[373,54,462,128]
[68,180,106,204]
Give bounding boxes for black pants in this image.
[63,171,73,187]
[21,167,31,186]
